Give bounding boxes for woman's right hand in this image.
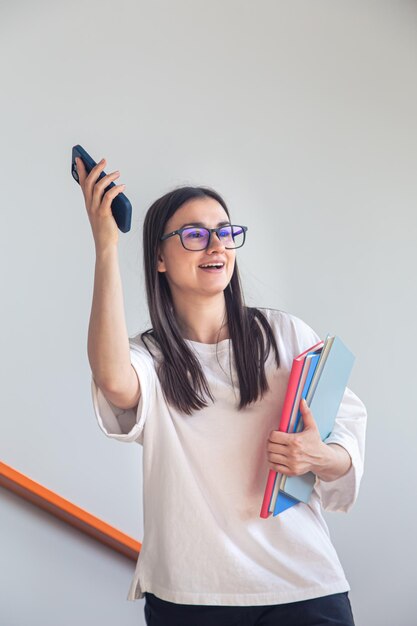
[76,156,126,251]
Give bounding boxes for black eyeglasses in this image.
[160,224,248,251]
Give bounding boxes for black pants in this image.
[144,591,355,626]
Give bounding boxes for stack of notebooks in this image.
[260,333,355,518]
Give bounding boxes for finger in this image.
[93,170,121,196]
[300,398,313,415]
[268,461,291,474]
[268,452,289,465]
[267,441,287,455]
[269,430,290,445]
[84,158,107,197]
[91,172,122,211]
[99,183,126,212]
[299,399,315,428]
[75,157,86,183]
[76,157,104,202]
[75,158,91,196]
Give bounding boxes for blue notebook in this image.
[279,335,355,506]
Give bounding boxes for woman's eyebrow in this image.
[179,221,231,228]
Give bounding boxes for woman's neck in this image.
[173,294,229,344]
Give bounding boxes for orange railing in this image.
[0,461,141,560]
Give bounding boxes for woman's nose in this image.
[207,232,226,252]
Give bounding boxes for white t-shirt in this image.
[90,308,367,606]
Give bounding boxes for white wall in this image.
[1,1,416,624]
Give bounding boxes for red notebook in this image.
[259,339,324,519]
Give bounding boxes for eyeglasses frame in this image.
[160,224,248,251]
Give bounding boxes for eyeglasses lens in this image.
[181,226,245,250]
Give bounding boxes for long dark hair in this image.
[141,185,280,414]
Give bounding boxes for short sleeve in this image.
[287,312,368,513]
[90,340,156,445]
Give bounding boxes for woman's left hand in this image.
[267,399,328,477]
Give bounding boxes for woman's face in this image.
[157,196,236,299]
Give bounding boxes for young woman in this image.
[80,156,367,626]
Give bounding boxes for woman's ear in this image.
[157,248,166,273]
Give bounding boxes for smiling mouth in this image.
[198,263,224,274]
[198,262,225,271]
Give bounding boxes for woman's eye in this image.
[185,229,204,239]
[219,228,232,238]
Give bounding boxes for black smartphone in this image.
[71,144,132,233]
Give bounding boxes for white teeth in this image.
[199,263,224,268]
